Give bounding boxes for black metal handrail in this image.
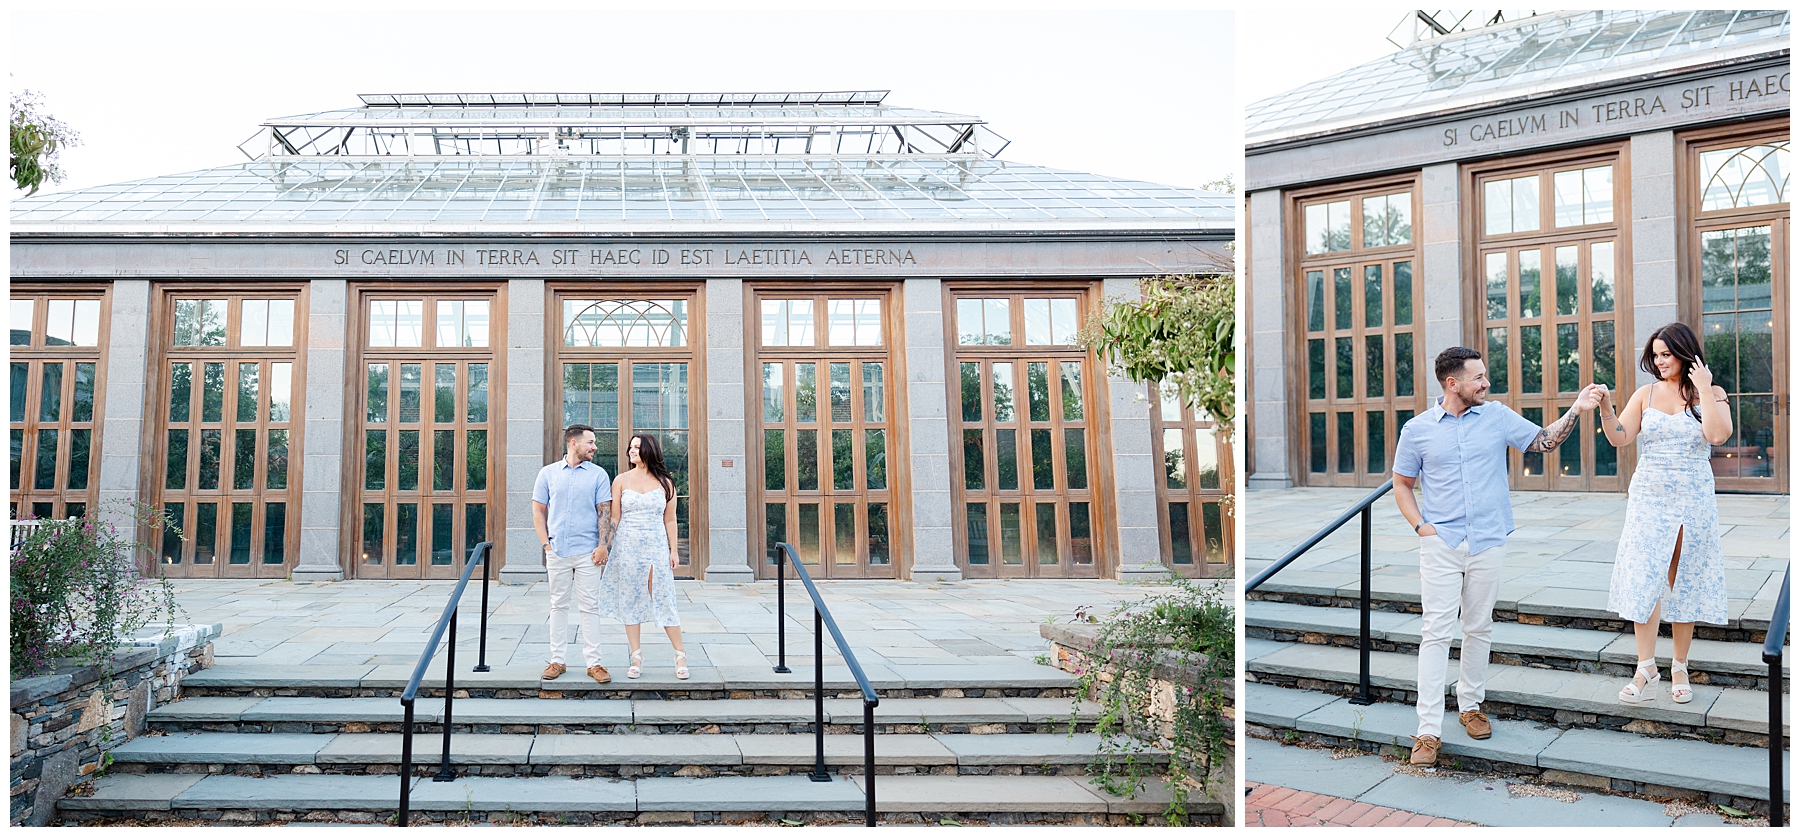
[772,543,879,827]
[1762,565,1789,827]
[396,541,493,828]
[1246,479,1394,705]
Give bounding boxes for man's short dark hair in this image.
[563,424,595,445]
[1434,347,1482,385]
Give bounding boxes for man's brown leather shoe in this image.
[587,665,612,684]
[1410,734,1441,766]
[1459,710,1492,740]
[542,662,566,680]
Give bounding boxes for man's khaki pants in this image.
[546,549,604,669]
[1415,535,1506,739]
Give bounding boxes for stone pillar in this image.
[1104,277,1168,582]
[96,280,149,537]
[1246,189,1292,489]
[903,278,960,582]
[294,279,347,582]
[703,278,754,583]
[500,279,548,584]
[1420,162,1463,398]
[1630,130,1680,388]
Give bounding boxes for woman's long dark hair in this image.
[1639,322,1706,422]
[628,432,676,498]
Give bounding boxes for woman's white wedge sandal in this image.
[1618,658,1659,704]
[674,650,690,680]
[1669,658,1693,704]
[627,649,643,680]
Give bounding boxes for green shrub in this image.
[10,504,182,678]
[1072,578,1234,825]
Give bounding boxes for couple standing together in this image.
[1395,323,1733,765]
[531,424,685,684]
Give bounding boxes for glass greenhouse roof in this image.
[10,156,1233,232]
[1248,9,1790,144]
[249,90,1004,159]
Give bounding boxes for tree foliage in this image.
[11,89,81,196]
[1082,247,1237,433]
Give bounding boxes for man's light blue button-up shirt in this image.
[1392,398,1542,553]
[532,458,612,555]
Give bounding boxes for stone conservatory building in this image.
[1246,9,1789,494]
[10,91,1235,584]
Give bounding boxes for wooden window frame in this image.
[9,285,111,523]
[1286,175,1427,489]
[749,284,905,580]
[944,282,1106,580]
[346,284,507,579]
[547,283,708,577]
[1149,382,1234,578]
[147,285,308,577]
[1465,144,1633,492]
[1677,118,1790,493]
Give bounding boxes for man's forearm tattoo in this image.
[1527,409,1581,452]
[598,508,615,549]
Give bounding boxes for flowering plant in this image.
[10,503,183,678]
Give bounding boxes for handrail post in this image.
[1349,505,1374,706]
[1766,567,1788,828]
[434,609,457,782]
[864,700,876,827]
[475,547,492,672]
[811,605,829,782]
[774,545,790,674]
[1770,649,1783,827]
[398,698,415,827]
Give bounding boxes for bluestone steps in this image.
[146,695,1100,735]
[1248,640,1788,740]
[62,661,1222,824]
[1248,600,1788,689]
[1245,589,1790,815]
[61,772,1196,824]
[109,730,1140,776]
[1244,681,1787,809]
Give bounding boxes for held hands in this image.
[1573,382,1606,411]
[592,546,607,566]
[1688,358,1714,391]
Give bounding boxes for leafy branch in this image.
[11,89,81,196]
[1080,247,1237,435]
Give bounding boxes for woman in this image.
[599,433,687,680]
[1598,322,1732,705]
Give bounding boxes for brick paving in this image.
[1245,782,1471,827]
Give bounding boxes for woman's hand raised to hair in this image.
[1688,358,1714,392]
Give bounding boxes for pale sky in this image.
[9,9,1236,197]
[1238,9,1409,110]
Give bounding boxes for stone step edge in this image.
[176,664,1076,693]
[57,773,1220,817]
[109,731,1158,767]
[1242,681,1787,805]
[147,696,1097,726]
[1244,586,1777,634]
[1245,603,1789,679]
[1247,641,1785,737]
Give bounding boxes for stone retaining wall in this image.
[1040,622,1236,826]
[9,623,220,826]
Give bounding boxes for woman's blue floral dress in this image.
[1607,407,1728,625]
[600,486,681,628]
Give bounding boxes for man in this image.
[1392,347,1602,766]
[532,424,614,683]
